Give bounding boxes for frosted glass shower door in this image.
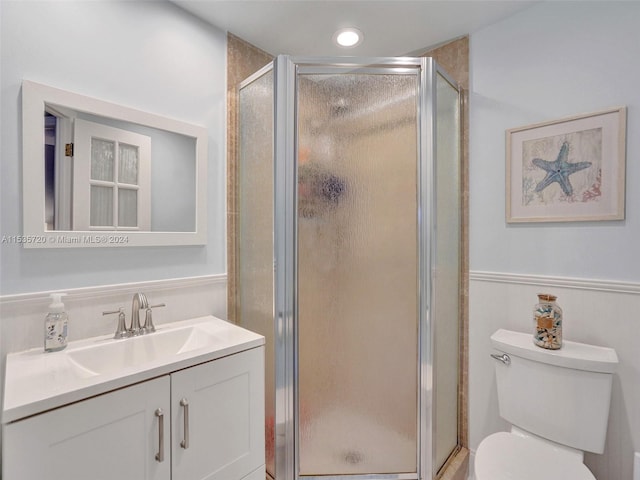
[296,72,419,476]
[432,72,462,474]
[237,67,276,477]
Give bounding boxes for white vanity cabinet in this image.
[171,347,265,480]
[3,375,171,480]
[2,347,265,480]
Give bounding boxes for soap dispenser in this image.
[45,293,68,352]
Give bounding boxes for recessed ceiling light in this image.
[334,27,363,48]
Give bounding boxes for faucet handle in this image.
[103,307,130,339]
[142,303,166,334]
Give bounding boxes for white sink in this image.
[3,315,264,424]
[68,323,220,375]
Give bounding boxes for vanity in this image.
[2,316,265,480]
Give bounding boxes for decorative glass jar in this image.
[533,293,562,349]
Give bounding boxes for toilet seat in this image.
[475,432,596,480]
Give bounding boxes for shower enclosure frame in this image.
[240,55,461,480]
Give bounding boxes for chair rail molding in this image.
[470,271,640,295]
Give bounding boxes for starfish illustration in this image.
[532,141,592,196]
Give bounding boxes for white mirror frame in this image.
[22,80,208,248]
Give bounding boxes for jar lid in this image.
[537,293,557,302]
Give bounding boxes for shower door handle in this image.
[490,353,511,365]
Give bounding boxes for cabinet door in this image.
[3,376,170,480]
[171,347,265,480]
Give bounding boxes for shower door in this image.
[238,56,461,480]
[294,65,419,478]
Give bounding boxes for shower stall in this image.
[237,56,461,480]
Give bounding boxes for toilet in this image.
[475,329,618,480]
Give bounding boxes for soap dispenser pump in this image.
[45,293,68,352]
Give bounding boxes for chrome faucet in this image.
[104,294,165,338]
[130,292,149,335]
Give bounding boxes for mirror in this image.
[22,80,207,247]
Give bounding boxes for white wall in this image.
[0,0,227,294]
[469,3,640,480]
[470,1,640,282]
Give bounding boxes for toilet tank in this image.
[491,329,618,454]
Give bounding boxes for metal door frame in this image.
[272,55,460,480]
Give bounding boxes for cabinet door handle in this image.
[155,408,164,462]
[180,398,190,449]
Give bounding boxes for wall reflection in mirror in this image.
[44,107,196,232]
[23,80,207,247]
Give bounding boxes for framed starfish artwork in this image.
[506,106,626,222]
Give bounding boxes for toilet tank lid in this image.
[491,329,618,373]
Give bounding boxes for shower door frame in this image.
[272,55,460,480]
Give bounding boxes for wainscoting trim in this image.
[470,271,640,295]
[0,274,227,306]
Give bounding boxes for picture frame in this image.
[506,107,626,223]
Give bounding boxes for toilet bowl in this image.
[474,329,618,480]
[475,431,595,480]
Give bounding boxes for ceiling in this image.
[173,0,540,57]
